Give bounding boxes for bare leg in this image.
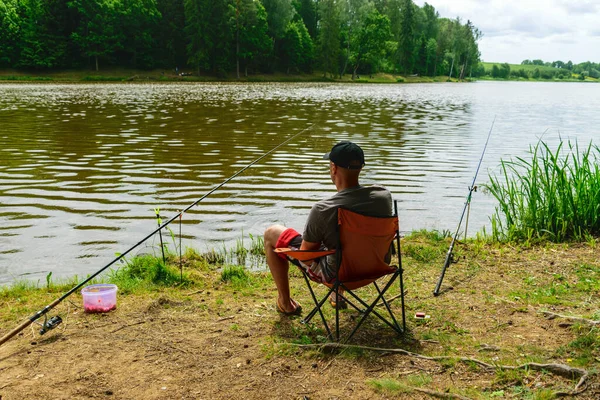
[264,224,298,313]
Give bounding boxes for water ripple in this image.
[0,82,598,283]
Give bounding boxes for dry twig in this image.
[410,387,472,400]
[110,320,146,333]
[541,311,600,326]
[290,343,591,396]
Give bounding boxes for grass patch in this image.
[556,326,600,366]
[369,373,432,394]
[81,75,126,81]
[220,265,250,286]
[0,75,53,81]
[487,139,600,243]
[402,230,450,262]
[108,254,184,293]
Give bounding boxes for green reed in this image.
[487,139,600,242]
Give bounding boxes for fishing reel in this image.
[39,315,62,335]
[448,252,456,264]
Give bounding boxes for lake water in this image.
[0,81,598,284]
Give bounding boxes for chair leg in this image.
[299,272,406,343]
[399,267,406,332]
[373,281,402,333]
[301,272,334,339]
[342,274,404,342]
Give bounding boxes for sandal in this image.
[329,292,348,310]
[277,298,302,316]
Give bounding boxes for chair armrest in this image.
[274,248,336,262]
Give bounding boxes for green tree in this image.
[397,0,415,73]
[297,18,314,71]
[421,2,438,39]
[69,0,122,71]
[500,62,510,78]
[18,0,73,69]
[293,0,317,39]
[281,20,309,73]
[339,0,374,78]
[0,0,22,67]
[262,0,295,40]
[491,64,500,78]
[458,20,481,79]
[424,37,436,76]
[434,17,453,76]
[566,60,573,70]
[237,0,271,77]
[317,0,340,78]
[185,0,233,76]
[351,9,391,77]
[115,0,161,68]
[156,0,187,69]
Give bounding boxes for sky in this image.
[414,0,600,64]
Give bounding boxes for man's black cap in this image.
[323,141,365,170]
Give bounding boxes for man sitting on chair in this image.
[264,141,393,315]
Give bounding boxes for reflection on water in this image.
[0,82,598,283]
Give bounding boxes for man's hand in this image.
[300,239,320,251]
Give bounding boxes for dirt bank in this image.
[1,238,599,399]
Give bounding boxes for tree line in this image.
[521,59,600,79]
[475,60,599,81]
[0,0,482,79]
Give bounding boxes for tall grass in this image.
[487,140,600,242]
[108,254,183,292]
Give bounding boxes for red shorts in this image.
[275,228,302,260]
[274,228,331,283]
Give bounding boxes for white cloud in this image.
[414,0,600,64]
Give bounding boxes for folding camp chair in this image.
[275,200,406,343]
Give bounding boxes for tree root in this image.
[409,387,473,399]
[541,311,600,326]
[291,343,591,396]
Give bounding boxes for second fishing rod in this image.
[433,117,496,297]
[0,123,316,347]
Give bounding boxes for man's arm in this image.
[300,239,320,251]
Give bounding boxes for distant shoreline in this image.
[0,71,596,84]
[0,69,449,84]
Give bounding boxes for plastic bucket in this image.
[81,284,118,313]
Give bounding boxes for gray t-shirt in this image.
[303,185,393,280]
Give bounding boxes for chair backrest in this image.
[336,207,398,284]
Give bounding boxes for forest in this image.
[0,0,482,79]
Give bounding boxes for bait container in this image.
[81,284,118,313]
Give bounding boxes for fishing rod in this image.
[0,123,315,347]
[433,117,496,297]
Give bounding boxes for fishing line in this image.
[0,122,316,346]
[433,117,496,297]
